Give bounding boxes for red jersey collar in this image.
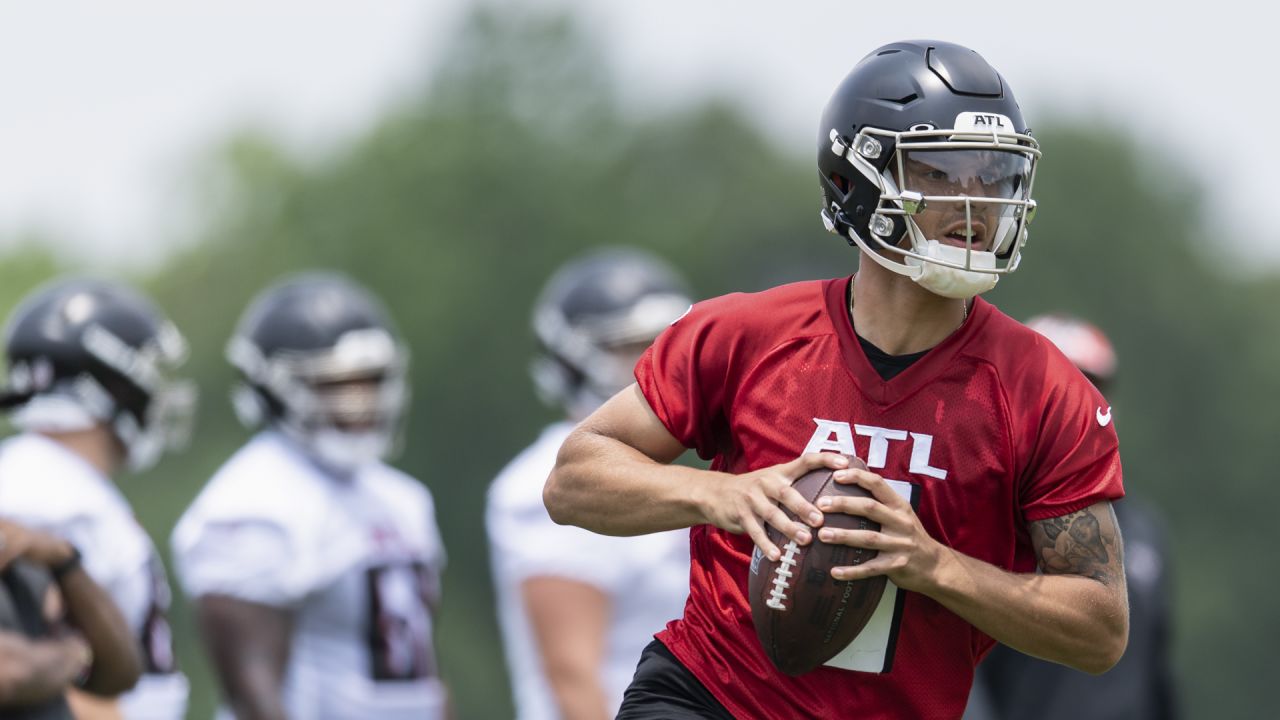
[823,275,991,406]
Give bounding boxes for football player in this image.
[544,41,1129,718]
[171,272,448,720]
[0,278,194,719]
[487,248,693,720]
[0,518,144,720]
[964,315,1178,720]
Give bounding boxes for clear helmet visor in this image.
[892,148,1033,258]
[900,149,1030,198]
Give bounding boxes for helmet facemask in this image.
[824,118,1040,299]
[229,327,409,473]
[6,320,196,472]
[531,291,690,419]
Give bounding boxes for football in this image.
[748,454,887,676]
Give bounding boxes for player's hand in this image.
[0,518,77,571]
[817,467,946,593]
[700,453,849,562]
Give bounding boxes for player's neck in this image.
[851,258,969,356]
[37,427,121,478]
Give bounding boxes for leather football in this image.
[748,454,887,676]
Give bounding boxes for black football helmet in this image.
[0,277,194,471]
[532,248,692,417]
[227,272,408,471]
[818,40,1040,298]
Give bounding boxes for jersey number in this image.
[823,478,916,674]
[366,563,439,681]
[141,553,178,674]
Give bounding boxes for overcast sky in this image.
[1,1,1273,266]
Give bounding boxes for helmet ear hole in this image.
[830,173,850,194]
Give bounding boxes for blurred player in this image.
[487,248,693,720]
[545,41,1129,718]
[964,314,1178,720]
[0,278,194,719]
[172,272,447,720]
[0,518,144,720]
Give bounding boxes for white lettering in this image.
[954,111,1014,134]
[803,418,856,455]
[854,424,908,469]
[908,433,948,480]
[801,420,950,480]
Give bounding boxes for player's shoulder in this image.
[361,459,435,514]
[187,432,328,522]
[694,279,830,323]
[674,278,836,347]
[972,300,1048,351]
[971,300,1102,403]
[0,433,119,521]
[487,422,573,512]
[973,301,1082,371]
[359,462,443,560]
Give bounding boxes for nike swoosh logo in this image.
[1096,406,1113,427]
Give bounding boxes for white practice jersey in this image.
[486,422,690,720]
[171,431,446,720]
[0,433,189,720]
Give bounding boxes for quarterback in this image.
[544,41,1128,719]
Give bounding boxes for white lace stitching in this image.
[765,540,801,610]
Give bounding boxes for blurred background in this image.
[1,1,1274,717]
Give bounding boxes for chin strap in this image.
[906,241,1000,299]
[829,206,1000,300]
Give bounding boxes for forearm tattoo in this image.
[1029,504,1124,586]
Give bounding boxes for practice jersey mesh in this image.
[634,277,1123,719]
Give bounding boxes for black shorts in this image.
[616,640,736,720]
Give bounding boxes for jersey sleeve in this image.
[488,492,630,593]
[417,486,447,610]
[1018,362,1124,521]
[2,506,142,611]
[424,495,447,572]
[58,513,150,627]
[171,517,303,607]
[634,296,746,460]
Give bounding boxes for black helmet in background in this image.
[531,248,692,419]
[0,277,195,471]
[818,40,1040,299]
[227,272,408,472]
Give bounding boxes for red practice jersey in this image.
[635,277,1123,720]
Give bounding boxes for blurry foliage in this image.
[0,5,1273,719]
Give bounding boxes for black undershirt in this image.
[846,281,935,381]
[857,334,929,381]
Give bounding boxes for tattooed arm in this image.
[822,467,1129,674]
[1031,504,1125,584]
[924,500,1128,673]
